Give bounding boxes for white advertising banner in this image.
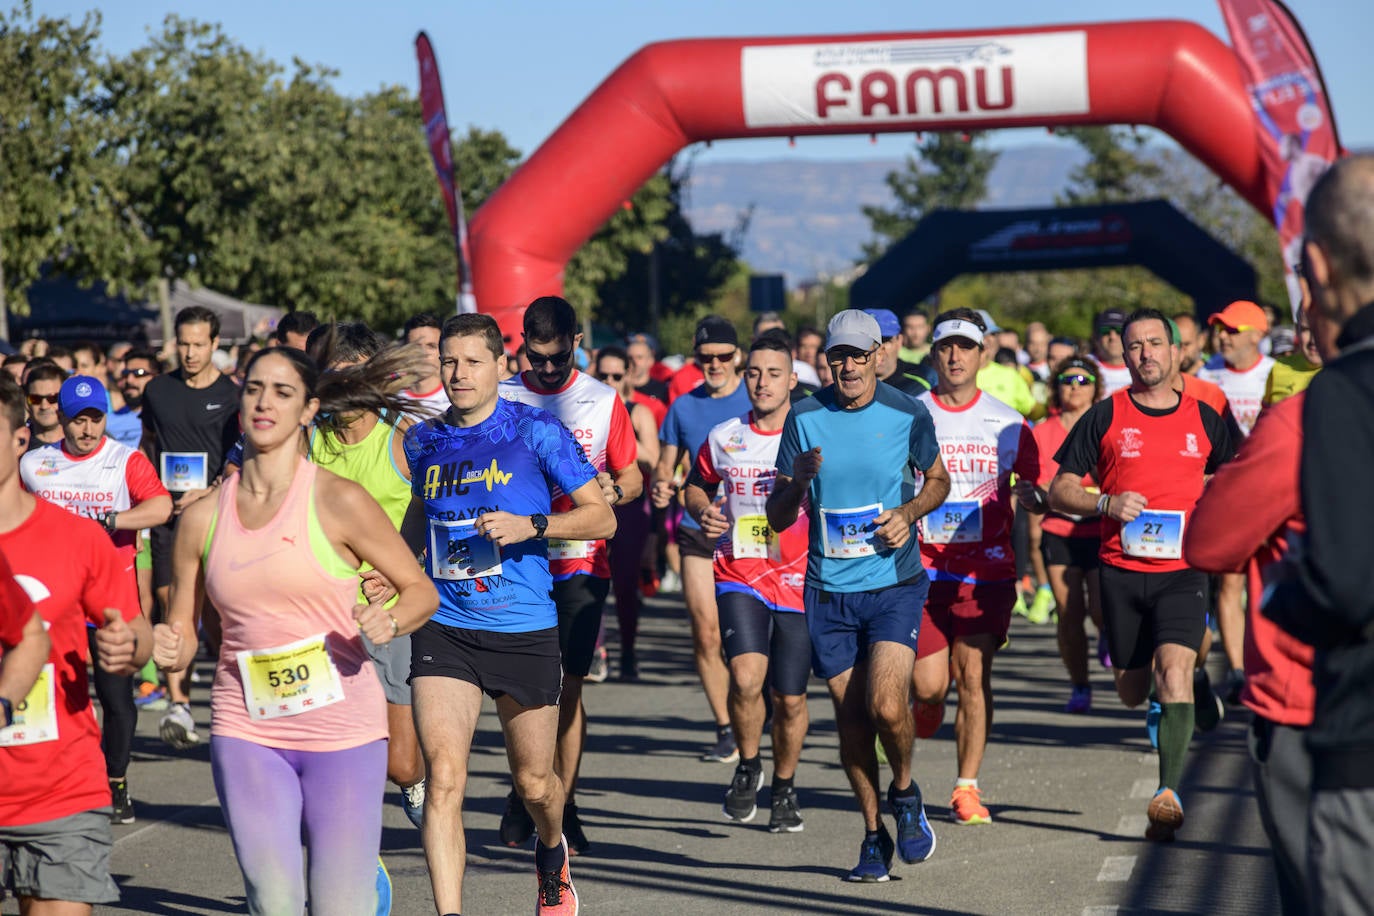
[741,32,1090,128]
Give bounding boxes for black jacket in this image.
[1267,300,1374,788]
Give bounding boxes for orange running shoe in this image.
[1145,788,1184,842]
[535,837,579,914]
[950,785,992,825]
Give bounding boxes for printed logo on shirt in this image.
[1180,432,1201,459]
[422,459,514,498]
[205,403,224,410]
[32,456,60,477]
[1119,427,1143,458]
[722,431,748,454]
[983,545,1007,561]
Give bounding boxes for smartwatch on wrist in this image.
[0,697,12,729]
[612,484,624,504]
[102,511,119,535]
[529,513,549,539]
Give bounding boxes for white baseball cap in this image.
[824,310,882,353]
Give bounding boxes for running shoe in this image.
[845,826,895,883]
[1193,670,1225,733]
[1065,684,1092,714]
[499,789,536,847]
[134,682,168,710]
[159,702,200,750]
[1026,586,1056,624]
[950,785,992,826]
[1145,788,1184,842]
[1145,698,1162,750]
[1012,593,1030,620]
[768,786,804,833]
[1098,635,1113,670]
[563,802,590,856]
[110,779,134,825]
[535,837,578,915]
[400,779,425,829]
[914,698,946,739]
[888,782,937,862]
[659,569,682,595]
[617,647,639,682]
[1223,668,1247,706]
[723,763,763,822]
[585,645,609,684]
[375,857,392,916]
[701,729,738,763]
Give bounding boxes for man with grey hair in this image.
[1266,154,1374,914]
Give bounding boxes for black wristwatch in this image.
[612,484,624,504]
[529,513,549,539]
[102,511,119,535]
[0,697,12,729]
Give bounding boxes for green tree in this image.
[593,157,741,337]
[862,132,999,261]
[0,3,108,335]
[1056,127,1163,205]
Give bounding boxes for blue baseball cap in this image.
[862,309,901,340]
[58,375,111,417]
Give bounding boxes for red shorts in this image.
[915,579,1017,659]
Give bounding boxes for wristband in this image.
[1096,493,1111,517]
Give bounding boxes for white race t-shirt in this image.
[1198,354,1275,436]
[1090,357,1133,398]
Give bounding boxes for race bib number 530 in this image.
[236,635,345,721]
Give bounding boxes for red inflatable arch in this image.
[468,19,1264,344]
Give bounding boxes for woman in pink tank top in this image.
[152,346,438,916]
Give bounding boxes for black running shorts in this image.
[553,574,610,678]
[716,590,812,696]
[410,621,562,708]
[1098,564,1208,671]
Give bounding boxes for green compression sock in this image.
[1158,702,1195,790]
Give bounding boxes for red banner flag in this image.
[1218,0,1344,314]
[415,31,477,314]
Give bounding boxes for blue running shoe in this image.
[888,782,937,863]
[845,825,895,882]
[375,857,392,915]
[1146,699,1162,750]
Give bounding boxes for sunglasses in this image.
[26,393,59,406]
[527,348,575,369]
[1096,325,1123,336]
[598,372,625,382]
[1057,373,1096,387]
[120,368,153,378]
[826,346,878,366]
[696,350,737,365]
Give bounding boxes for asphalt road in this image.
[12,594,1281,915]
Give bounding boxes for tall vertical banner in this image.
[415,31,477,314]
[1218,0,1343,314]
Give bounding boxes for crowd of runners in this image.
[2,154,1373,916]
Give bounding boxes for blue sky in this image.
[36,0,1372,163]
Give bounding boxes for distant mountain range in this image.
[680,143,1091,284]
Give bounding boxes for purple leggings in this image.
[211,735,387,916]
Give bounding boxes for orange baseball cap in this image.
[1207,300,1269,333]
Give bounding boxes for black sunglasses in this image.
[598,372,625,382]
[696,350,737,365]
[26,393,59,406]
[527,348,576,369]
[1096,325,1123,336]
[120,368,153,378]
[1057,373,1096,387]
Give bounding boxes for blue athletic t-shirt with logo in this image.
[774,384,940,593]
[659,382,751,530]
[403,397,597,633]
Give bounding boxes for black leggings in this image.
[87,627,136,780]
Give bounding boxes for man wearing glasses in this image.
[1090,307,1134,398]
[1050,308,1234,844]
[22,362,67,452]
[652,316,752,762]
[767,309,951,882]
[497,297,642,855]
[107,348,160,448]
[911,309,1045,828]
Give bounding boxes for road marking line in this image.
[1097,856,1136,882]
[115,794,220,847]
[1116,814,1149,836]
[1130,777,1157,798]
